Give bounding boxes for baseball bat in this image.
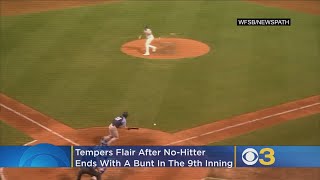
[127,127,139,130]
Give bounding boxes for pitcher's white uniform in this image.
[143,28,157,55]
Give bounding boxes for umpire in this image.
[76,167,106,180]
[77,138,107,180]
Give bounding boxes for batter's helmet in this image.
[122,112,128,118]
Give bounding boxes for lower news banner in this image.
[1,145,320,168]
[73,146,235,168]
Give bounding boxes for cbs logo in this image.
[19,143,70,167]
[242,148,275,166]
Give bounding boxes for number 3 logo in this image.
[259,148,275,165]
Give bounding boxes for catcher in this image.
[103,112,128,146]
[76,140,108,180]
[76,167,105,180]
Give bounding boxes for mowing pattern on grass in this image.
[1,1,319,132]
[1,1,320,179]
[0,0,116,16]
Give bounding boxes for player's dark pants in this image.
[77,168,101,180]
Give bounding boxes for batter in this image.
[103,112,128,146]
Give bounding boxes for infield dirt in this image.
[1,0,320,179]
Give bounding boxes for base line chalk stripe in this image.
[0,103,79,146]
[166,102,320,145]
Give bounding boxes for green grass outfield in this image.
[0,121,33,145]
[1,1,319,132]
[211,114,320,145]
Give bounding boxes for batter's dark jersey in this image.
[112,116,127,128]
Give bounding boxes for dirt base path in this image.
[0,0,117,16]
[247,0,320,15]
[170,95,320,145]
[0,94,79,145]
[0,93,319,180]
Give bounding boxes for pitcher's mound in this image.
[121,38,210,59]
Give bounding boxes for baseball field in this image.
[0,0,319,179]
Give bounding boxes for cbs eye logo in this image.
[19,143,70,167]
[242,148,275,166]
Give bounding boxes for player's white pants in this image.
[145,37,156,54]
[105,124,119,146]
